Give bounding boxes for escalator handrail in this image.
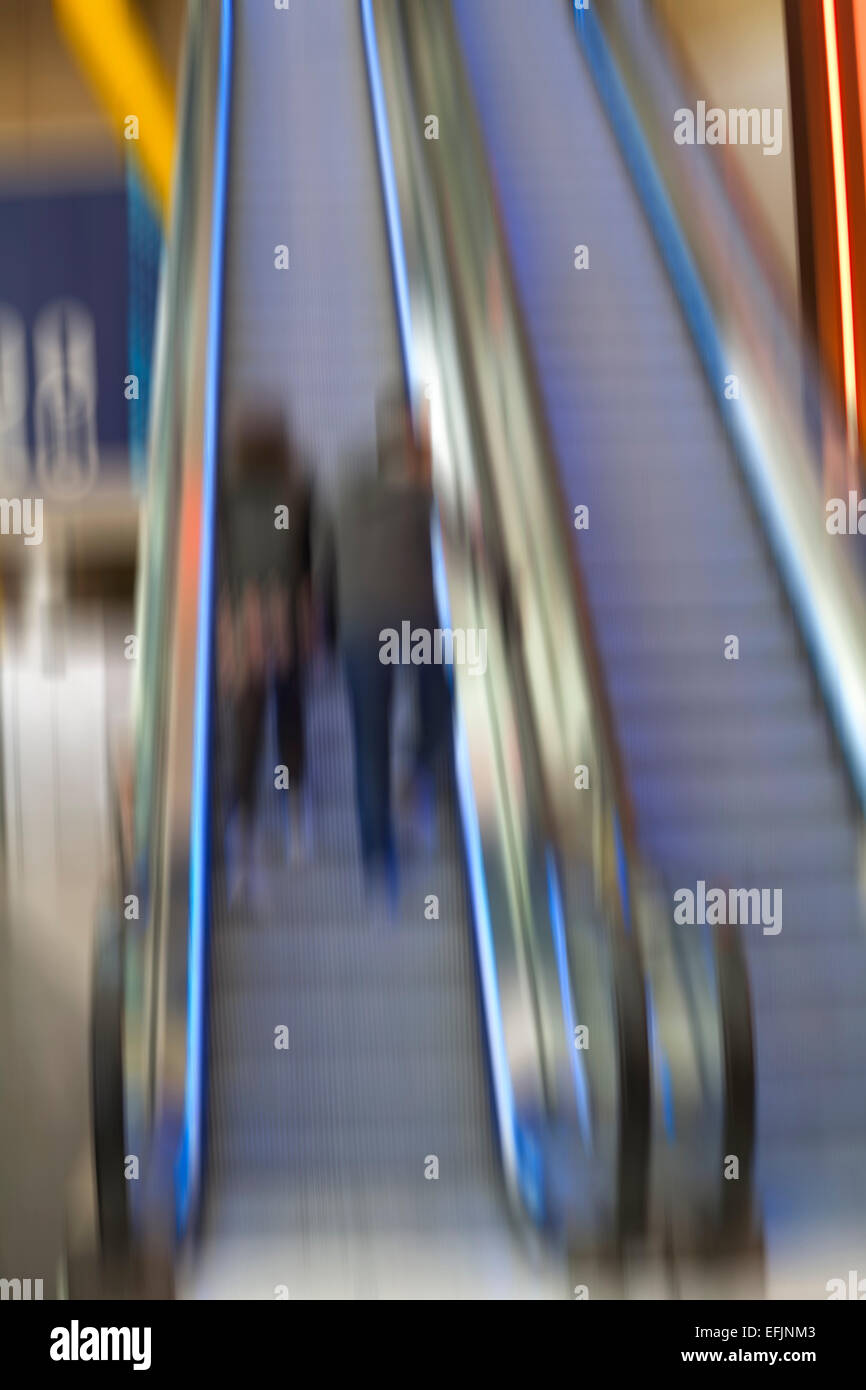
[129,0,208,1149]
[397,0,652,1239]
[92,0,204,1259]
[111,0,230,1250]
[177,0,232,1243]
[367,0,552,1212]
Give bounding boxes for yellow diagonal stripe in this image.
[53,0,176,220]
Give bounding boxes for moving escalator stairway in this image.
[195,0,521,1298]
[85,0,786,1301]
[451,0,866,1286]
[80,0,660,1301]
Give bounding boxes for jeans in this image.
[343,635,394,876]
[234,665,305,822]
[342,631,451,877]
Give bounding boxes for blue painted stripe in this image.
[546,850,593,1151]
[431,522,520,1187]
[645,978,675,1140]
[176,0,233,1239]
[359,0,415,393]
[571,6,728,421]
[612,809,632,935]
[660,1052,676,1141]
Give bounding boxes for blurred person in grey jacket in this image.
[316,387,450,898]
[219,408,312,899]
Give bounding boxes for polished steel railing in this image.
[121,0,227,1246]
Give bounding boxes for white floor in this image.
[0,601,133,1295]
[184,1222,567,1300]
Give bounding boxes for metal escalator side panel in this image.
[451,0,750,1250]
[107,0,234,1261]
[390,0,653,1242]
[176,0,233,1243]
[454,0,866,1270]
[364,0,533,1222]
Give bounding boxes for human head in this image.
[233,405,293,486]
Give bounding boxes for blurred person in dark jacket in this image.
[219,408,312,900]
[316,387,450,900]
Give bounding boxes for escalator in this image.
[192,0,561,1299]
[79,0,738,1302]
[85,0,654,1302]
[450,0,866,1285]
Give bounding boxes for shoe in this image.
[228,813,260,911]
[228,858,247,910]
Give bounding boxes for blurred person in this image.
[219,408,312,900]
[316,386,451,902]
